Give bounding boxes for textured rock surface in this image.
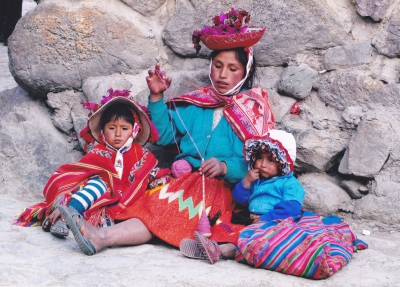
[2,0,400,247]
[372,2,400,57]
[0,87,82,200]
[8,0,158,97]
[350,0,392,21]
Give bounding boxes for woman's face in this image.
[210,50,246,94]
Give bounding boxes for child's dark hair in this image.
[100,103,136,130]
[209,47,257,89]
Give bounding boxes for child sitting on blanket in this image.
[180,129,305,263]
[231,129,305,224]
[182,130,368,280]
[14,89,169,238]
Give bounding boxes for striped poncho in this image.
[14,143,161,227]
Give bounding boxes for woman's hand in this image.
[146,63,172,102]
[199,158,227,178]
[242,169,259,188]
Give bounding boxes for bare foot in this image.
[77,218,103,252]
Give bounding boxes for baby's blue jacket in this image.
[232,172,305,221]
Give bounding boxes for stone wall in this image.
[3,0,400,227]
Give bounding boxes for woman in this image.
[58,8,276,255]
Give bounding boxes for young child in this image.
[231,129,305,224]
[14,89,166,239]
[187,130,368,280]
[180,129,304,263]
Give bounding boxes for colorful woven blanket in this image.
[236,210,368,279]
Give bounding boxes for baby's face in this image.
[253,151,281,179]
[103,117,133,149]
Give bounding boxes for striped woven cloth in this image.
[235,210,368,279]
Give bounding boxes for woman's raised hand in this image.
[146,63,172,102]
[199,158,227,178]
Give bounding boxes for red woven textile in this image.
[117,171,245,247]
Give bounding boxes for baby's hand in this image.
[250,213,260,223]
[146,63,172,101]
[242,169,259,188]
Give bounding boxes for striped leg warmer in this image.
[68,177,107,214]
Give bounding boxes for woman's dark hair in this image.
[100,103,136,130]
[209,47,257,89]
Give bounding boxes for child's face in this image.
[103,117,134,149]
[253,151,282,179]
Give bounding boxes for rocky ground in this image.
[1,1,400,287]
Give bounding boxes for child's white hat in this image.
[244,129,296,175]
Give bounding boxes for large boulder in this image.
[372,2,400,57]
[298,173,354,216]
[0,87,82,200]
[339,117,394,177]
[162,0,349,65]
[317,71,400,111]
[8,0,158,97]
[350,0,392,21]
[322,42,375,70]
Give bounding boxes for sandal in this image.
[194,231,221,264]
[50,219,69,238]
[41,217,51,232]
[179,238,206,260]
[57,205,96,256]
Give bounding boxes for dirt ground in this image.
[1,194,400,287]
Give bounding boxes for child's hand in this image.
[48,208,63,224]
[242,169,259,188]
[250,213,260,223]
[146,63,172,102]
[199,158,227,178]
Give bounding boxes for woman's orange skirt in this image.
[116,171,245,247]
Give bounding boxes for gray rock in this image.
[341,179,364,199]
[46,90,87,135]
[277,64,318,100]
[317,72,400,111]
[339,118,394,177]
[82,74,134,104]
[8,0,158,97]
[372,3,400,57]
[162,0,349,65]
[0,87,82,200]
[121,0,166,16]
[358,185,369,194]
[265,89,296,124]
[322,42,375,70]
[350,0,392,21]
[353,174,400,225]
[298,173,354,215]
[282,115,349,173]
[341,106,365,126]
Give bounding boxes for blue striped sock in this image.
[68,177,107,214]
